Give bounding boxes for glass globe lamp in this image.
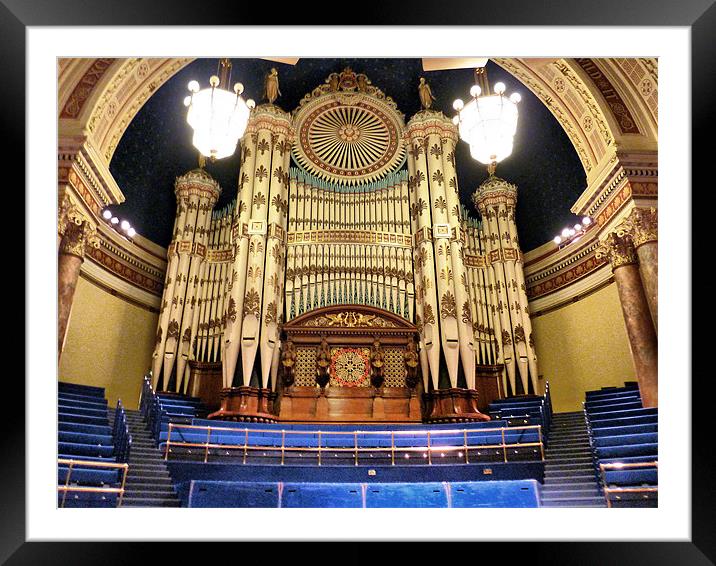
[453,68,521,175]
[184,59,254,161]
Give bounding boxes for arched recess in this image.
[57,56,658,309]
[59,57,657,182]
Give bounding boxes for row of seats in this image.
[584,384,658,508]
[58,382,130,508]
[487,381,553,437]
[186,479,541,508]
[139,375,207,440]
[159,420,543,466]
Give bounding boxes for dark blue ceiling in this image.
[108,58,586,251]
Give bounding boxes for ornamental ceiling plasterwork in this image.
[291,69,406,185]
[58,57,657,310]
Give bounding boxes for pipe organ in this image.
[150,67,539,422]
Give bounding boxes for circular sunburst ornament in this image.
[293,92,405,185]
[330,347,371,387]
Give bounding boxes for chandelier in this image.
[452,67,521,175]
[183,58,255,161]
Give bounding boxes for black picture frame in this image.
[12,0,707,563]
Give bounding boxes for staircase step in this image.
[541,481,599,489]
[125,489,178,498]
[121,497,181,507]
[126,475,174,483]
[541,500,607,508]
[125,482,176,491]
[541,488,601,498]
[543,474,597,483]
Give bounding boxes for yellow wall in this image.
[59,276,157,409]
[532,282,635,413]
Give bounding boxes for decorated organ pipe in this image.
[150,168,220,390]
[223,134,259,388]
[438,122,476,389]
[473,177,536,394]
[231,107,293,387]
[259,126,291,389]
[473,176,539,394]
[406,122,441,391]
[152,68,543,415]
[174,182,215,391]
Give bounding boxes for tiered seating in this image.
[487,381,553,435]
[57,382,129,507]
[159,419,544,466]
[139,375,207,440]
[185,479,541,508]
[165,418,546,507]
[584,384,658,507]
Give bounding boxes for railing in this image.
[112,400,132,463]
[163,423,544,466]
[140,373,199,440]
[599,461,658,508]
[57,458,129,508]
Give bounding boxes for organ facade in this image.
[150,68,540,422]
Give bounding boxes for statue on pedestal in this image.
[418,77,435,110]
[264,68,281,104]
[316,334,330,389]
[369,336,385,389]
[280,339,296,387]
[404,336,419,389]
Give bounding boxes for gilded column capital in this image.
[629,207,658,247]
[59,218,100,259]
[595,231,638,270]
[57,195,86,238]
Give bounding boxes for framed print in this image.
[12,0,709,562]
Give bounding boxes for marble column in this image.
[624,207,658,331]
[597,232,658,408]
[58,219,99,360]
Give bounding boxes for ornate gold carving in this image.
[304,311,397,328]
[440,291,457,319]
[243,289,261,318]
[628,207,657,247]
[596,231,638,269]
[59,218,100,259]
[167,320,179,340]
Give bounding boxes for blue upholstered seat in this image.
[594,443,657,459]
[603,468,657,487]
[58,491,118,508]
[365,482,449,508]
[281,483,363,508]
[188,481,280,507]
[592,432,657,447]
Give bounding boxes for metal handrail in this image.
[599,460,658,508]
[162,422,544,466]
[57,458,129,507]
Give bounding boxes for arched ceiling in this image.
[104,58,587,251]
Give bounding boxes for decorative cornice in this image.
[405,110,458,142]
[175,168,222,204]
[472,175,518,211]
[245,104,294,138]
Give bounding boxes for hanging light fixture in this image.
[184,58,255,161]
[452,67,521,175]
